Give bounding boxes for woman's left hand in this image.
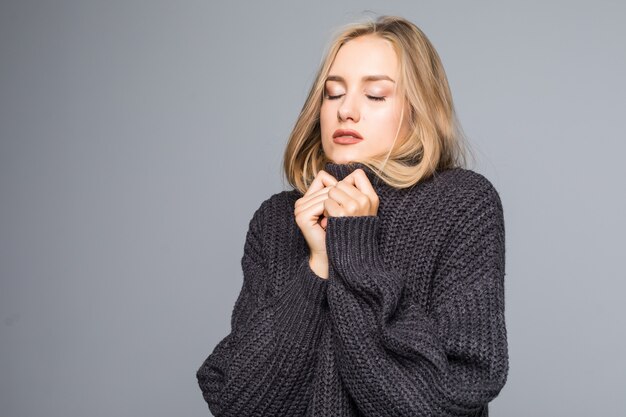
[323,168,380,222]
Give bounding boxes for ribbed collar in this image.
[321,161,395,215]
[323,161,384,186]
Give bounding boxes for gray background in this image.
[1,1,625,416]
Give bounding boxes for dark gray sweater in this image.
[196,161,508,417]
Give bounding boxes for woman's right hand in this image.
[294,170,338,268]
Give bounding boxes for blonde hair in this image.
[283,15,475,194]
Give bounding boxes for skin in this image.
[294,34,411,279]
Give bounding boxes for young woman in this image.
[197,15,508,417]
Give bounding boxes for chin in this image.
[329,157,353,164]
[327,153,363,165]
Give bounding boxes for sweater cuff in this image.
[262,256,328,342]
[290,256,329,307]
[325,215,388,279]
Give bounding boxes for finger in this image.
[332,179,364,203]
[303,170,338,197]
[295,185,333,209]
[323,197,344,218]
[327,184,360,214]
[341,169,379,205]
[295,191,332,217]
[296,199,326,224]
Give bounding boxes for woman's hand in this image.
[295,168,380,279]
[294,170,338,263]
[325,168,380,218]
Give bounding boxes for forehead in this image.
[328,35,398,80]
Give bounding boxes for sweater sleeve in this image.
[196,199,329,417]
[324,184,508,417]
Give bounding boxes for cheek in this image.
[369,108,403,145]
[319,105,333,127]
[369,107,401,127]
[319,107,332,139]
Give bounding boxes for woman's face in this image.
[320,34,411,165]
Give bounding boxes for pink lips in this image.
[333,129,363,144]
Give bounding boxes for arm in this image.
[196,199,329,417]
[325,183,508,417]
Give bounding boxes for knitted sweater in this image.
[196,161,508,417]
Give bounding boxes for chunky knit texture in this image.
[196,161,508,417]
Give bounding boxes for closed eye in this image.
[325,94,386,102]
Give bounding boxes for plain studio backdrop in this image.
[1,1,625,416]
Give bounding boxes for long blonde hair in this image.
[283,15,474,194]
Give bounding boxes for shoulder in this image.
[421,169,506,264]
[242,190,296,254]
[429,167,503,214]
[247,189,299,232]
[253,189,299,217]
[415,168,505,237]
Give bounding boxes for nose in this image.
[337,93,360,122]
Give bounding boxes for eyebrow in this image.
[325,74,395,83]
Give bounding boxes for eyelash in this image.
[325,94,386,102]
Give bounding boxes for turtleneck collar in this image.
[323,161,385,188]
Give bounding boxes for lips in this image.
[333,129,363,139]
